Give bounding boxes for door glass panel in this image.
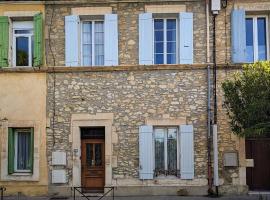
[16,37,29,66]
[95,144,102,166]
[17,132,31,170]
[257,17,267,61]
[154,129,165,171]
[86,143,93,167]
[246,18,254,62]
[167,128,177,174]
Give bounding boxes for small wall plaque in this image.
[224,152,238,167]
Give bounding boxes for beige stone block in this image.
[71,7,112,16]
[111,156,117,168]
[145,5,186,13]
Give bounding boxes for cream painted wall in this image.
[0,73,48,196]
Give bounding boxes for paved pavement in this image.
[3,194,270,200]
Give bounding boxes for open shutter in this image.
[0,16,9,67]
[179,12,193,64]
[34,13,43,67]
[104,14,118,66]
[231,9,246,63]
[139,13,153,65]
[65,15,80,66]
[29,128,34,173]
[180,125,194,179]
[139,125,154,179]
[8,128,14,174]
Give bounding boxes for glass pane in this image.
[155,42,164,54]
[257,17,267,61]
[83,22,92,33]
[95,144,102,166]
[95,21,104,32]
[86,143,93,167]
[167,30,176,42]
[154,19,163,30]
[246,18,254,62]
[167,128,177,172]
[15,30,33,34]
[154,31,164,42]
[167,54,176,64]
[83,44,92,66]
[94,22,104,65]
[155,129,165,170]
[167,19,176,30]
[154,54,164,64]
[167,42,176,54]
[16,37,29,66]
[17,132,30,170]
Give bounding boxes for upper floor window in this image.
[246,16,269,62]
[154,19,177,64]
[81,21,104,66]
[12,21,34,67]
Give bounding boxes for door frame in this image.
[70,113,114,188]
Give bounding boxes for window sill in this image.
[155,175,180,180]
[10,172,32,176]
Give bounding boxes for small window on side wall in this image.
[8,128,34,174]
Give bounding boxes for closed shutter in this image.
[231,9,246,63]
[179,12,193,64]
[139,13,153,65]
[65,15,80,66]
[104,14,118,66]
[29,128,34,173]
[33,13,43,67]
[8,128,14,174]
[0,16,9,67]
[139,125,154,179]
[180,125,194,179]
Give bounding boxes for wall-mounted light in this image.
[221,0,228,8]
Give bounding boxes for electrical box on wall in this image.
[211,0,221,14]
[224,152,238,167]
[52,169,67,184]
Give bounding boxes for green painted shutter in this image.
[8,128,14,174]
[34,13,43,67]
[0,16,9,67]
[29,128,34,173]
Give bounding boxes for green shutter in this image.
[29,128,34,173]
[8,128,14,174]
[0,16,9,68]
[33,13,43,67]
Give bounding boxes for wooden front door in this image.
[81,139,105,192]
[246,138,270,190]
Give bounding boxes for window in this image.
[154,19,177,64]
[154,127,179,177]
[81,21,104,66]
[246,16,269,62]
[8,128,34,174]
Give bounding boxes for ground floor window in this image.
[154,127,179,177]
[8,128,34,174]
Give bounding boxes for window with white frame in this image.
[246,16,269,62]
[154,127,179,177]
[12,21,34,67]
[154,19,177,64]
[81,21,104,66]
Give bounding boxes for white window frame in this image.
[153,18,178,65]
[153,126,179,177]
[80,20,104,66]
[14,129,31,173]
[12,21,34,67]
[246,15,269,62]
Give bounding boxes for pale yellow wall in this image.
[0,73,48,196]
[0,4,44,16]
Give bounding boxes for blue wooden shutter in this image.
[139,13,153,65]
[180,125,194,179]
[104,14,118,66]
[65,15,80,66]
[139,125,153,179]
[231,9,246,63]
[179,12,193,64]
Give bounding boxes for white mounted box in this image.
[52,151,66,166]
[52,169,67,184]
[224,152,238,167]
[211,0,221,13]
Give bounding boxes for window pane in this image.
[155,129,165,170]
[83,22,92,33]
[167,30,176,42]
[167,54,176,64]
[95,144,102,166]
[257,17,267,61]
[154,19,163,30]
[15,30,33,34]
[17,132,31,170]
[16,37,29,66]
[167,42,176,54]
[154,54,164,64]
[155,42,164,54]
[86,144,93,167]
[155,31,163,42]
[167,128,177,173]
[246,18,254,62]
[94,22,104,65]
[167,19,176,30]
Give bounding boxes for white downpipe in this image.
[213,124,219,186]
[206,0,210,63]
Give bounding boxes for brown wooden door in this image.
[81,139,105,192]
[246,138,270,190]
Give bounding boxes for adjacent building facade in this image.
[0,0,270,197]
